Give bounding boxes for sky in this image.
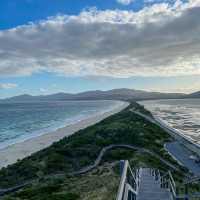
[0,0,200,98]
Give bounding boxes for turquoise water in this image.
[0,100,122,149]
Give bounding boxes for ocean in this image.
[140,99,200,144]
[0,100,122,149]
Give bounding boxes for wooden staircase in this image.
[137,168,172,200]
[116,160,175,200]
[116,160,200,200]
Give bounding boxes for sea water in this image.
[0,100,123,149]
[140,99,200,144]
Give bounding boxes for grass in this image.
[3,163,120,200]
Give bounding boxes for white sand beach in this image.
[0,101,129,169]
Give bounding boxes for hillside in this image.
[0,88,185,102]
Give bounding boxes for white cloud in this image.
[0,83,18,89]
[0,0,200,78]
[39,88,48,92]
[117,0,134,5]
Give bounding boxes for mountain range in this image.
[187,91,200,98]
[2,88,198,102]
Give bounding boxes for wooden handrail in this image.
[116,162,200,200]
[116,160,139,200]
[116,160,129,200]
[168,171,176,189]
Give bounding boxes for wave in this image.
[0,100,123,150]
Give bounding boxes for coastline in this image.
[134,104,200,174]
[138,100,200,156]
[154,115,200,157]
[138,99,200,152]
[0,101,129,169]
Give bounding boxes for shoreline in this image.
[0,100,125,150]
[138,100,200,156]
[154,115,200,156]
[133,106,200,174]
[0,101,129,169]
[140,105,200,156]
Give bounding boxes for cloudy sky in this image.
[0,0,200,98]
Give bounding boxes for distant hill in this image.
[186,91,200,98]
[0,88,186,102]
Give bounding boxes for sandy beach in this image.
[0,101,129,169]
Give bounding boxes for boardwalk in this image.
[73,144,180,175]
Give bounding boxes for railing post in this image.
[184,184,189,200]
[176,187,179,200]
[137,169,140,188]
[120,160,125,176]
[155,170,158,181]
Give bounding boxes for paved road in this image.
[132,110,190,141]
[165,142,200,175]
[132,110,200,175]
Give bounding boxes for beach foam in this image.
[0,101,129,169]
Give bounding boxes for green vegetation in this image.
[0,102,188,199]
[3,163,120,200]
